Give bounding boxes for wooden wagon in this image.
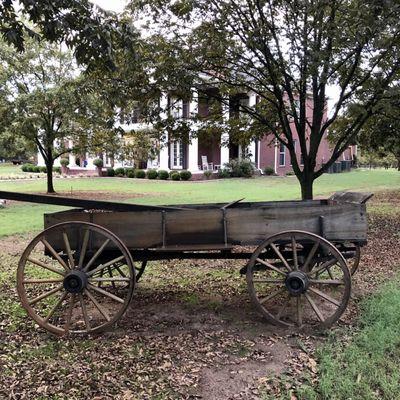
[0,190,372,335]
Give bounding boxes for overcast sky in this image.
[91,0,127,13]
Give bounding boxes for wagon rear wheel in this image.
[246,231,351,329]
[17,222,135,336]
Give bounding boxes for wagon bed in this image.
[0,190,372,336]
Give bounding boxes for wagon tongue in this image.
[0,191,184,211]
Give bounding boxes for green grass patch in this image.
[297,275,400,400]
[0,169,398,237]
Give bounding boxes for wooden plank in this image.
[0,190,183,211]
[165,209,224,245]
[226,202,367,245]
[329,191,374,204]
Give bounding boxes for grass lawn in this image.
[0,168,399,237]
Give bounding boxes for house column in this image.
[159,93,170,170]
[247,93,257,164]
[220,97,230,167]
[188,90,199,171]
[68,140,76,167]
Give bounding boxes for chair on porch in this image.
[201,156,213,171]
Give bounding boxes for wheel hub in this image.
[285,271,309,296]
[63,270,88,293]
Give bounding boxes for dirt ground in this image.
[0,191,399,399]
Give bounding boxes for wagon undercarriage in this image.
[0,190,371,336]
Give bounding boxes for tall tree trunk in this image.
[300,174,314,200]
[45,159,55,194]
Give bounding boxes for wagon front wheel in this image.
[17,221,135,335]
[246,231,351,329]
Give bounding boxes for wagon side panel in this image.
[226,203,367,245]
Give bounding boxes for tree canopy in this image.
[129,0,400,198]
[0,37,122,192]
[0,0,138,71]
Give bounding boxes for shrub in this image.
[179,170,192,181]
[114,167,125,177]
[93,158,104,168]
[171,172,181,181]
[204,170,212,179]
[21,163,34,172]
[225,158,255,178]
[124,168,134,176]
[40,166,47,173]
[147,169,158,179]
[60,158,70,167]
[135,169,146,178]
[53,167,61,174]
[158,170,169,180]
[32,166,41,173]
[217,168,231,178]
[126,169,135,178]
[107,168,115,177]
[263,166,275,176]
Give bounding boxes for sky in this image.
[90,0,127,13]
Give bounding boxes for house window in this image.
[171,140,184,169]
[279,143,285,167]
[182,101,189,119]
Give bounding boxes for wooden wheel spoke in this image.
[276,295,290,320]
[84,289,111,322]
[83,239,111,272]
[107,266,116,289]
[64,293,76,333]
[79,294,91,331]
[305,293,325,322]
[296,296,303,327]
[309,279,344,285]
[78,230,90,269]
[256,258,287,277]
[291,236,298,270]
[89,277,130,283]
[308,287,341,307]
[259,288,286,305]
[270,243,292,272]
[88,284,125,304]
[29,285,64,306]
[308,258,337,278]
[86,255,125,277]
[44,292,68,323]
[27,257,65,276]
[303,241,320,271]
[23,278,63,284]
[42,239,69,271]
[63,231,75,269]
[114,264,127,278]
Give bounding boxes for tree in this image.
[0,0,137,71]
[130,0,400,199]
[1,39,119,193]
[358,89,400,171]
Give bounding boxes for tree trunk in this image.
[397,156,400,171]
[45,159,56,194]
[300,175,314,200]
